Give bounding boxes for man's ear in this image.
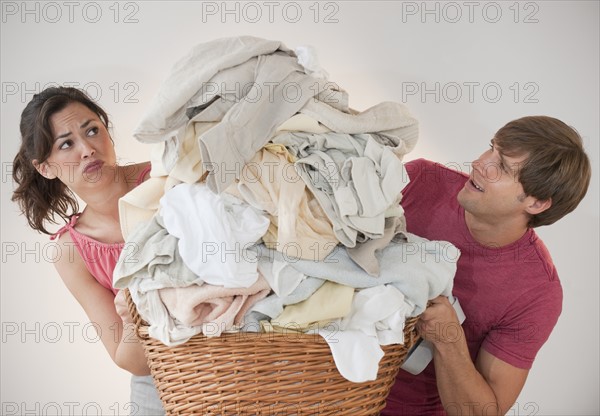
[32,160,58,179]
[525,197,552,215]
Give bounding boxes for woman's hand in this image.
[114,289,133,324]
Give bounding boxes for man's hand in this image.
[417,296,463,347]
[413,296,529,415]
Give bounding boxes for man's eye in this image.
[499,161,512,174]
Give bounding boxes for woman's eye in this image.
[87,127,99,137]
[58,140,72,150]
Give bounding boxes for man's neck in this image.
[465,211,529,247]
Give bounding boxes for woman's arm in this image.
[53,232,150,376]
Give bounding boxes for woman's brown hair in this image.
[12,86,110,234]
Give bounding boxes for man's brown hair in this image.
[495,115,591,228]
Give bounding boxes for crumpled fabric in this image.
[159,275,271,343]
[251,231,460,317]
[314,285,412,382]
[272,131,409,248]
[160,182,270,288]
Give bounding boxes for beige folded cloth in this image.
[118,176,167,241]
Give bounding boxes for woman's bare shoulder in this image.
[52,231,95,288]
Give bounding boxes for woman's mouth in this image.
[84,160,104,173]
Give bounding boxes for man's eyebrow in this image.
[54,119,93,141]
[498,148,518,174]
[491,138,513,169]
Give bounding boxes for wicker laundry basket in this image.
[125,289,420,416]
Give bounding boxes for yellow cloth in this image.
[272,281,354,331]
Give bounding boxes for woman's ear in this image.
[32,160,58,179]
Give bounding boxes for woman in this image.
[12,86,165,415]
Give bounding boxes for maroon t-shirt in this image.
[383,159,563,415]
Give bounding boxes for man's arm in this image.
[419,296,529,415]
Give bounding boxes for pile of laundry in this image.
[113,36,459,383]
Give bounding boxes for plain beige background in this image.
[1,1,598,414]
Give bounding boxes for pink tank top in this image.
[50,165,152,295]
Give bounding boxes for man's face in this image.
[457,138,532,226]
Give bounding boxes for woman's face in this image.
[34,101,117,191]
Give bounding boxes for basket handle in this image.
[124,288,149,340]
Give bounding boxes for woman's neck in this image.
[78,165,133,225]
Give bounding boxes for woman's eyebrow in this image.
[54,119,93,141]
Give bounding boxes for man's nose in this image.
[471,153,487,174]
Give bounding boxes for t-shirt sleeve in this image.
[482,281,562,369]
[400,158,422,193]
[401,158,435,198]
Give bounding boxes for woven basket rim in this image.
[124,288,421,416]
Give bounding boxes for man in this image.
[383,116,591,415]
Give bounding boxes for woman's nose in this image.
[80,140,96,159]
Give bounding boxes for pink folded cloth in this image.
[158,275,271,337]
